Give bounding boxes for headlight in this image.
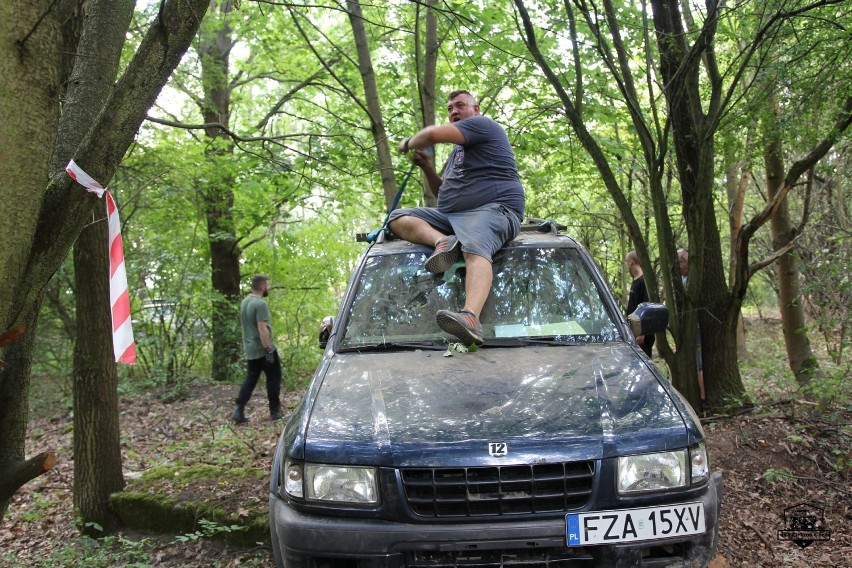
[618,450,687,494]
[690,442,709,485]
[305,464,378,503]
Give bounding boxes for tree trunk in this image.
[346,0,398,210]
[0,0,62,520]
[0,0,61,333]
[73,215,126,534]
[763,93,821,385]
[415,0,439,207]
[725,157,748,356]
[199,0,241,382]
[0,300,52,518]
[61,0,135,533]
[650,0,748,408]
[0,0,211,521]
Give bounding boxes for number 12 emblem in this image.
[488,442,508,457]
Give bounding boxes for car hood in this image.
[302,345,688,467]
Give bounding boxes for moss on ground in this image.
[140,463,264,483]
[109,491,268,547]
[109,463,269,547]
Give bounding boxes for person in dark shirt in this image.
[388,90,524,346]
[625,250,655,358]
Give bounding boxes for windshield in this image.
[340,246,621,348]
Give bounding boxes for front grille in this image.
[401,462,595,518]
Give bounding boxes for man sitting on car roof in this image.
[389,89,525,346]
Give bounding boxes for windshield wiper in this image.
[338,341,448,352]
[514,336,577,345]
[516,335,613,345]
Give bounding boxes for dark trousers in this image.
[236,352,281,411]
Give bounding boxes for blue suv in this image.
[269,222,722,567]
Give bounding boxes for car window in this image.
[340,246,621,348]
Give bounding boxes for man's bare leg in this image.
[388,216,445,247]
[462,253,492,318]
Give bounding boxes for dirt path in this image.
[1,380,848,567]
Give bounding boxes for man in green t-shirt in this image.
[231,274,285,423]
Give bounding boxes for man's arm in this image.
[400,123,466,197]
[256,320,273,350]
[400,123,467,151]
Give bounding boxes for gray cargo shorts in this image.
[388,202,521,262]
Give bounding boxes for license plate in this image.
[566,503,705,546]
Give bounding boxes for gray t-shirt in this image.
[437,115,525,219]
[240,295,274,360]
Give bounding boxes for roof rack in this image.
[521,219,567,234]
[355,229,388,243]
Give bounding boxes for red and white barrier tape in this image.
[67,160,136,364]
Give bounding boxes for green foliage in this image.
[799,212,851,367]
[761,467,798,486]
[172,518,248,543]
[140,462,264,483]
[241,214,364,386]
[1,531,153,568]
[8,492,53,523]
[443,342,477,356]
[800,366,851,409]
[1,520,260,568]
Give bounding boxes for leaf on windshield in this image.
[443,342,478,357]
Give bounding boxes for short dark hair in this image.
[448,89,476,103]
[251,274,269,291]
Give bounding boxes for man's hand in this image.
[265,347,276,364]
[411,149,431,168]
[398,137,411,153]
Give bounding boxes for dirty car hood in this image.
[304,345,687,467]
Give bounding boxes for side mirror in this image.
[628,302,669,337]
[318,316,334,349]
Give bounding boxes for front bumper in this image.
[270,471,722,567]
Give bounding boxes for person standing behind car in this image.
[625,250,655,358]
[231,274,285,423]
[388,90,525,347]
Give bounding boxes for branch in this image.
[144,115,330,143]
[286,6,370,118]
[742,95,852,242]
[254,61,337,131]
[748,240,796,277]
[733,95,852,290]
[0,451,56,502]
[711,0,847,132]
